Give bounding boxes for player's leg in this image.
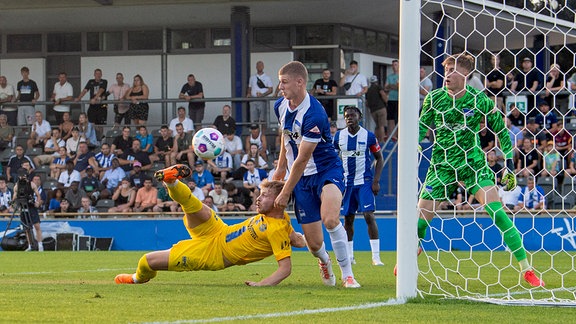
[154,164,212,228]
[356,182,382,265]
[363,211,383,265]
[341,186,357,264]
[115,250,169,284]
[321,182,360,288]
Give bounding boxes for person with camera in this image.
[13,168,43,251]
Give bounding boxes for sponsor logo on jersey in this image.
[426,185,433,193]
[462,108,474,117]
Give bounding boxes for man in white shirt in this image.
[58,160,82,189]
[51,72,74,124]
[0,76,16,126]
[247,61,273,123]
[340,60,368,97]
[33,128,65,166]
[223,131,243,169]
[168,106,194,135]
[27,111,52,149]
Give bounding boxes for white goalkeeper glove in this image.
[501,159,517,191]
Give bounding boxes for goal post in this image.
[398,0,576,306]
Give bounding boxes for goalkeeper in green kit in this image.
[409,52,544,287]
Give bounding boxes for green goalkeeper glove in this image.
[501,159,516,191]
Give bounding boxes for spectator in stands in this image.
[498,183,523,212]
[65,127,82,159]
[75,68,108,129]
[224,182,252,211]
[478,119,495,153]
[202,196,218,212]
[267,159,288,181]
[485,54,506,112]
[367,74,388,143]
[243,159,267,211]
[222,197,244,213]
[95,143,115,178]
[523,117,547,150]
[541,141,560,178]
[27,111,51,149]
[152,183,179,213]
[0,176,14,213]
[129,161,147,188]
[111,126,133,156]
[58,160,81,189]
[311,69,339,120]
[207,150,233,182]
[100,157,126,196]
[31,174,47,211]
[247,61,274,126]
[48,188,65,212]
[118,139,151,174]
[242,143,268,170]
[33,128,65,167]
[109,72,131,127]
[212,104,236,135]
[78,196,98,219]
[516,138,540,179]
[133,177,157,213]
[543,63,568,114]
[168,106,194,136]
[330,120,338,139]
[223,130,243,169]
[192,160,214,196]
[125,74,149,126]
[534,101,559,135]
[150,125,172,165]
[108,177,135,213]
[6,145,35,182]
[50,147,69,180]
[510,57,541,116]
[0,77,15,123]
[552,123,572,169]
[245,123,269,162]
[135,125,154,154]
[50,72,74,125]
[16,66,39,126]
[179,74,205,129]
[77,112,99,148]
[487,151,503,184]
[0,114,14,150]
[80,165,101,203]
[208,183,228,211]
[74,142,98,176]
[21,160,36,181]
[439,186,466,210]
[65,180,87,210]
[59,112,74,141]
[186,179,205,202]
[564,150,576,179]
[53,198,75,215]
[506,116,523,150]
[518,177,546,211]
[507,103,526,128]
[170,123,195,166]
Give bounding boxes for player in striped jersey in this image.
[333,106,384,266]
[273,61,360,288]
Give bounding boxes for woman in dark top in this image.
[125,74,149,126]
[108,178,136,213]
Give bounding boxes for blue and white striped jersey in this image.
[334,126,380,186]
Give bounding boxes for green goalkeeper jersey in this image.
[419,85,513,167]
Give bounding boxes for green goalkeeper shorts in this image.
[419,157,495,201]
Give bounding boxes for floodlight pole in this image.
[396,0,421,300]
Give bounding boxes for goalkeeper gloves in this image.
[501,159,517,191]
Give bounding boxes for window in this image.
[128,30,162,50]
[48,33,82,52]
[253,27,290,49]
[294,25,334,45]
[212,28,231,47]
[171,29,208,49]
[87,32,123,51]
[7,34,42,53]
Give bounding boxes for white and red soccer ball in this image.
[193,127,225,160]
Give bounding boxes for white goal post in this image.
[398,0,576,306]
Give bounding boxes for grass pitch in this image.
[0,251,573,323]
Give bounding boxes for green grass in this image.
[0,251,574,323]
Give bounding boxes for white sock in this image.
[327,223,353,279]
[347,241,354,260]
[310,242,330,264]
[370,239,380,260]
[37,242,44,251]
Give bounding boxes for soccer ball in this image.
[193,127,225,160]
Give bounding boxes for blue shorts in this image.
[293,168,345,224]
[341,183,376,215]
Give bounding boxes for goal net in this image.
[404,0,576,306]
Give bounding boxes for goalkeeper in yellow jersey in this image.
[404,52,544,287]
[115,164,306,286]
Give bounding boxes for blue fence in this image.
[1,215,574,251]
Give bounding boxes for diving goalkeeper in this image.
[115,164,306,286]
[411,52,544,287]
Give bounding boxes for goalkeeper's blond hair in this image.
[442,52,475,74]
